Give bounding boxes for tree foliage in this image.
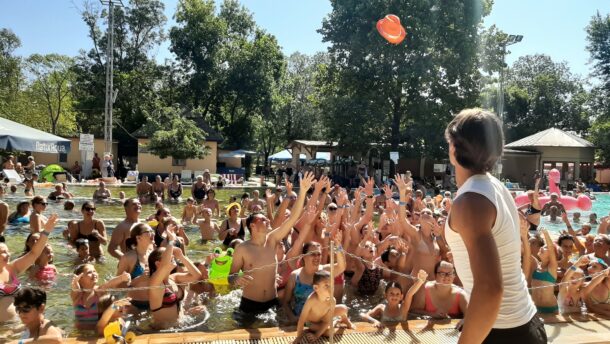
[317,0,492,161]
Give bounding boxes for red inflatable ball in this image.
[376,14,406,44]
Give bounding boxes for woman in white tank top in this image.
[444,108,546,344]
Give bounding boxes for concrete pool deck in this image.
[61,315,610,343]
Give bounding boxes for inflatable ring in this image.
[225,202,241,217]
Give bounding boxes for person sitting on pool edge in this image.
[229,172,315,315]
[9,286,62,344]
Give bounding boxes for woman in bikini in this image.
[0,214,57,322]
[530,229,559,314]
[558,255,591,314]
[518,178,542,232]
[66,202,107,261]
[29,196,49,234]
[117,223,154,280]
[281,241,345,324]
[583,259,610,316]
[200,189,220,217]
[219,203,246,248]
[167,175,183,202]
[412,260,467,319]
[148,228,201,329]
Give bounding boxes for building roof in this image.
[132,110,223,142]
[505,128,594,148]
[288,140,338,148]
[503,148,540,155]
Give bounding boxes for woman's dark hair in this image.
[125,223,150,249]
[81,201,95,211]
[13,286,46,309]
[444,108,503,173]
[302,241,320,255]
[380,246,395,263]
[207,189,215,196]
[23,232,40,254]
[17,201,29,215]
[385,281,403,294]
[148,247,165,276]
[557,234,574,246]
[74,263,94,275]
[97,294,115,317]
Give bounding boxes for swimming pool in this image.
[0,187,607,340]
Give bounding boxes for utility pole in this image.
[100,0,124,155]
[497,34,523,123]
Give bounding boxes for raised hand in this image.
[416,269,428,281]
[299,171,316,192]
[383,184,393,198]
[44,214,59,233]
[364,177,375,196]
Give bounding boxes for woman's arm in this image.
[95,220,108,245]
[172,248,203,284]
[12,215,58,273]
[542,229,558,278]
[401,270,427,317]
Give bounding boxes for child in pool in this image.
[182,197,197,224]
[360,270,427,327]
[95,294,133,336]
[71,264,131,329]
[558,255,592,314]
[197,207,219,241]
[293,270,354,344]
[75,238,96,264]
[31,244,58,282]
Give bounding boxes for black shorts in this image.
[483,316,547,344]
[238,297,279,314]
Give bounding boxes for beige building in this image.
[502,128,595,187]
[135,118,223,174]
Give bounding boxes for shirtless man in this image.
[246,190,266,213]
[152,175,165,200]
[48,184,71,201]
[107,198,141,259]
[2,155,15,170]
[229,172,315,315]
[136,176,153,204]
[197,208,219,241]
[92,181,112,201]
[541,193,566,216]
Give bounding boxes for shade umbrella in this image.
[0,117,71,153]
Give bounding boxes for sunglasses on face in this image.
[328,207,338,212]
[84,207,96,212]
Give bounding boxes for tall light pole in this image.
[497,34,523,122]
[100,0,124,155]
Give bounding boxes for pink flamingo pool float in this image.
[514,168,592,211]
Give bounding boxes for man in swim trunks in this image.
[136,176,153,204]
[229,172,315,315]
[107,198,141,259]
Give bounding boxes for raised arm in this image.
[542,229,558,278]
[563,213,586,255]
[401,269,428,318]
[12,214,58,273]
[394,174,419,242]
[268,172,315,243]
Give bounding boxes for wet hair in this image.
[444,108,503,173]
[313,270,330,285]
[13,286,46,309]
[385,281,403,294]
[241,192,250,200]
[97,294,115,317]
[31,195,45,206]
[148,247,165,276]
[23,232,40,254]
[126,223,151,249]
[81,201,95,211]
[74,263,95,275]
[229,238,243,249]
[123,198,138,209]
[246,212,265,230]
[10,185,17,193]
[557,234,575,246]
[64,200,75,211]
[16,201,29,214]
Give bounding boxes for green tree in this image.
[317,0,492,165]
[25,54,77,135]
[0,28,23,118]
[586,12,610,163]
[140,106,209,160]
[72,0,167,155]
[502,54,591,142]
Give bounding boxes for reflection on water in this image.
[0,186,608,340]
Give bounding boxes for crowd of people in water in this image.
[0,153,608,342]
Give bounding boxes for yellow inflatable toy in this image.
[104,320,136,344]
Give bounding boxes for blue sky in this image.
[1,0,608,77]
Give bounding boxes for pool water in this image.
[0,186,608,340]
[537,193,610,233]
